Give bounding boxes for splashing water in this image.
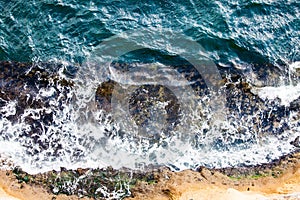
[0,0,299,175]
[0,58,299,174]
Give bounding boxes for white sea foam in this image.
[0,62,299,174]
[289,61,300,72]
[251,83,300,107]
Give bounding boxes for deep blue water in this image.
[0,0,299,67]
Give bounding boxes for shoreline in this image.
[128,152,300,199]
[1,167,300,200]
[0,170,89,200]
[0,152,299,200]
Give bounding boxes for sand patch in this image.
[127,154,300,200]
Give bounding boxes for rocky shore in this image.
[0,61,299,199]
[0,151,299,199]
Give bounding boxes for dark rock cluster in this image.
[0,61,299,199]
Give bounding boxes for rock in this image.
[290,136,300,147]
[95,79,116,112]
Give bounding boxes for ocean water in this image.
[0,0,299,175]
[0,0,298,65]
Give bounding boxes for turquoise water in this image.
[0,0,299,67]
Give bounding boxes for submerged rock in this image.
[0,61,300,199]
[290,136,300,148]
[0,61,76,158]
[0,61,300,177]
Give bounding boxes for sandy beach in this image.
[128,152,300,200]
[1,169,300,200]
[127,163,300,200]
[0,153,299,200]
